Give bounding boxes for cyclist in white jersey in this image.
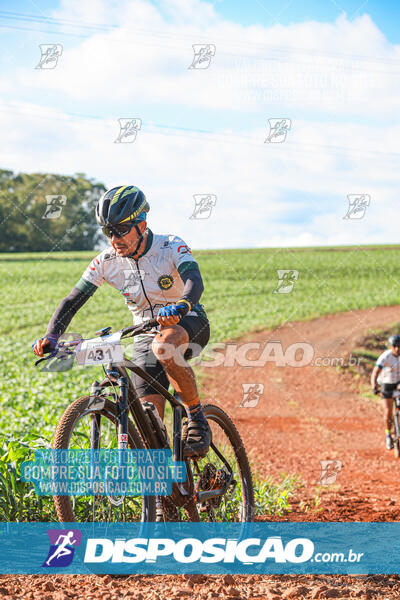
[32,185,211,458]
[371,334,400,450]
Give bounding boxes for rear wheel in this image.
[394,440,400,458]
[182,404,254,522]
[52,395,156,522]
[393,411,400,458]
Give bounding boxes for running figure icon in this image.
[45,531,77,566]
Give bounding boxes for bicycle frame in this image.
[93,357,233,507]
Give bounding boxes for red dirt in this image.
[3,305,400,598]
[202,304,400,523]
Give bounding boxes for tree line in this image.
[0,169,106,252]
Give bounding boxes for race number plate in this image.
[75,332,124,366]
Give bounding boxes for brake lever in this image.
[34,354,55,366]
[33,348,60,367]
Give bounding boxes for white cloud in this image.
[1,0,399,248]
[8,2,397,119]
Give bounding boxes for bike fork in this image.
[117,375,129,450]
[90,380,102,451]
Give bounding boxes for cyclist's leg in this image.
[381,383,395,449]
[151,316,210,407]
[130,336,169,419]
[152,325,196,403]
[151,316,210,456]
[383,397,394,431]
[381,383,395,431]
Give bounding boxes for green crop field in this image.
[1,244,400,439]
[1,244,400,520]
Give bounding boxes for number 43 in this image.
[87,348,113,361]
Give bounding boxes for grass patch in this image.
[254,473,301,517]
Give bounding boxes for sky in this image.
[0,0,399,249]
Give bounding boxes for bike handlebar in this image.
[120,317,159,339]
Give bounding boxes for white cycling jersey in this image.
[76,229,207,330]
[376,349,400,384]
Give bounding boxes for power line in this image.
[1,20,398,79]
[0,101,397,160]
[0,8,400,70]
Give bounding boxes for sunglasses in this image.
[102,221,138,239]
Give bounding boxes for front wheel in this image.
[184,404,255,522]
[52,395,156,522]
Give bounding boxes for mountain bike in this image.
[375,385,400,458]
[34,318,254,522]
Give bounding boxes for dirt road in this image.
[2,305,400,599]
[202,304,400,522]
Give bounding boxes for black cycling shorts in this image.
[381,382,400,399]
[130,316,210,399]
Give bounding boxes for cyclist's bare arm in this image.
[371,365,382,390]
[33,284,97,356]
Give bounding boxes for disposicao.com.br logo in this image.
[82,536,362,565]
[0,521,379,574]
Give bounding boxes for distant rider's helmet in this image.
[388,335,400,347]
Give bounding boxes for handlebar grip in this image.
[41,340,53,354]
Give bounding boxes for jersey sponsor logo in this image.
[158,274,174,290]
[177,245,192,255]
[104,250,117,261]
[89,258,100,271]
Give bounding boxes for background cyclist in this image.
[371,334,400,450]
